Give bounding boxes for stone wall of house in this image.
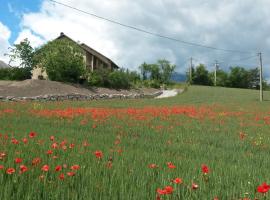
[0,91,163,102]
[31,67,48,80]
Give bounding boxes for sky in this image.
[0,0,270,79]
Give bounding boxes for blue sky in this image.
[0,0,43,43]
[0,0,269,80]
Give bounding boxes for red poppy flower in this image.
[51,143,58,149]
[157,186,174,195]
[50,136,55,141]
[70,165,80,170]
[192,183,199,190]
[172,178,183,184]
[94,150,103,159]
[59,173,65,180]
[148,163,158,169]
[15,158,23,164]
[22,138,28,144]
[69,143,75,148]
[167,162,176,169]
[201,164,209,174]
[67,171,75,176]
[19,165,28,174]
[0,165,4,170]
[55,165,62,172]
[29,132,37,138]
[41,165,49,172]
[6,168,15,174]
[257,182,270,193]
[32,157,41,166]
[11,138,19,144]
[47,150,53,155]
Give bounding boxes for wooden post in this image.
[258,52,263,102]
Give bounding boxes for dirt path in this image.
[155,89,183,98]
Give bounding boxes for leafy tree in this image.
[193,64,212,85]
[34,38,85,83]
[7,38,34,69]
[149,64,161,81]
[227,67,249,88]
[139,62,150,80]
[157,59,176,84]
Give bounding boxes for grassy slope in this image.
[0,86,270,200]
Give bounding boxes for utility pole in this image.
[258,52,263,102]
[214,60,218,86]
[189,57,193,84]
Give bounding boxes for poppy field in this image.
[1,86,270,200]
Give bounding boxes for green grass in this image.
[0,86,270,200]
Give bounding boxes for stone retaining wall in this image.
[0,91,163,102]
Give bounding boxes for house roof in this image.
[56,32,119,68]
[0,60,10,68]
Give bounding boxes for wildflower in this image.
[32,157,41,166]
[41,165,49,172]
[0,165,4,170]
[201,164,209,174]
[6,168,15,174]
[50,136,55,141]
[47,150,53,155]
[148,163,158,169]
[59,173,65,180]
[67,171,75,176]
[94,150,103,159]
[11,138,19,144]
[257,182,270,193]
[29,132,37,138]
[55,165,62,172]
[70,165,80,170]
[22,138,28,144]
[19,165,28,174]
[51,143,58,149]
[157,186,174,195]
[15,158,23,164]
[192,183,199,190]
[172,178,183,184]
[167,162,176,169]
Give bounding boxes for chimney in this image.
[60,32,64,36]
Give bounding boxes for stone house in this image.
[32,32,119,79]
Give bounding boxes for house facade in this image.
[32,32,119,79]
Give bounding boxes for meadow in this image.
[1,86,270,200]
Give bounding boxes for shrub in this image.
[108,70,130,89]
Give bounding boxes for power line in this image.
[48,0,254,54]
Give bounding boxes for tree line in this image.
[188,64,268,89]
[0,38,176,89]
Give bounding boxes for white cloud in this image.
[17,0,270,78]
[0,21,11,63]
[15,29,45,48]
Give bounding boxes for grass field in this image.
[1,86,270,200]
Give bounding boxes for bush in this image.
[0,67,31,80]
[0,68,11,80]
[86,69,111,87]
[108,70,130,89]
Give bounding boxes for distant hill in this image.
[0,60,9,68]
[170,72,186,82]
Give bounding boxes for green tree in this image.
[139,62,151,80]
[7,38,34,69]
[34,38,85,83]
[157,59,176,84]
[193,64,212,85]
[227,67,249,88]
[5,38,34,80]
